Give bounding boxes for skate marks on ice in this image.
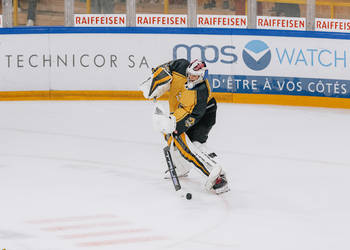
[24,214,167,247]
[0,127,158,148]
[161,177,236,249]
[0,230,32,240]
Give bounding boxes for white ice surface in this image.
[0,100,350,250]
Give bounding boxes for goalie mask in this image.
[186,60,207,89]
[140,66,172,100]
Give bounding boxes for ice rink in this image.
[1,100,350,250]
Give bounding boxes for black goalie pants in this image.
[186,98,217,144]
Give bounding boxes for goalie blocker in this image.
[140,59,229,194]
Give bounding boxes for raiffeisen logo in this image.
[242,40,271,71]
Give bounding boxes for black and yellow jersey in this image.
[167,59,216,136]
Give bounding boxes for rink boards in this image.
[0,27,349,108]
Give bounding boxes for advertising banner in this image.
[197,15,247,28]
[0,29,349,100]
[136,14,187,27]
[71,14,350,33]
[0,34,51,91]
[257,16,306,30]
[172,37,350,98]
[315,18,350,33]
[74,14,126,26]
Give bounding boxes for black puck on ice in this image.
[186,193,192,200]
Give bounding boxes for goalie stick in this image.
[151,96,185,194]
[163,144,181,191]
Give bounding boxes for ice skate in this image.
[213,174,230,194]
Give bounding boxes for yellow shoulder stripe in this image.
[172,71,186,79]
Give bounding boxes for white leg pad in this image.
[184,136,221,171]
[204,165,222,191]
[170,144,191,177]
[182,135,224,190]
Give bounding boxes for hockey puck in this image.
[186,193,192,200]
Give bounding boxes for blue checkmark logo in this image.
[242,40,271,71]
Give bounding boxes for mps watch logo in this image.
[242,40,271,71]
[173,44,237,64]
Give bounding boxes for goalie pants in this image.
[186,97,217,144]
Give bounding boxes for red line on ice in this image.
[26,214,117,224]
[61,228,151,239]
[41,221,130,232]
[76,236,168,247]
